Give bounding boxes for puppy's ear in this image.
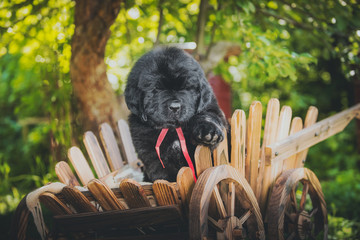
[197,76,214,113]
[124,73,144,118]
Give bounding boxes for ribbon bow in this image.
[155,127,197,182]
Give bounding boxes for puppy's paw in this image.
[192,119,224,147]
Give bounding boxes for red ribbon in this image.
[155,128,168,168]
[155,127,197,182]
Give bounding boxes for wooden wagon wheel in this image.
[189,165,265,240]
[267,168,328,240]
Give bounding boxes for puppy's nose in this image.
[169,101,181,113]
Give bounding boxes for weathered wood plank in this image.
[266,103,360,166]
[87,179,126,211]
[230,109,246,176]
[257,98,280,208]
[39,192,73,215]
[61,186,97,213]
[119,179,151,208]
[55,185,155,202]
[295,106,318,168]
[194,145,212,177]
[283,117,303,171]
[117,119,142,170]
[213,128,229,166]
[245,101,262,194]
[153,180,180,206]
[55,161,80,187]
[99,122,124,171]
[269,105,292,186]
[67,146,95,185]
[83,131,111,178]
[177,167,195,214]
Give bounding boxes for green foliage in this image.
[307,122,359,180]
[0,0,75,215]
[213,25,316,110]
[328,209,360,239]
[322,170,360,222]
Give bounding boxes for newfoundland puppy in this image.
[125,47,227,182]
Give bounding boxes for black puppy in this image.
[125,47,227,182]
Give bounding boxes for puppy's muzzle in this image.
[169,100,181,113]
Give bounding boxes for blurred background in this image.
[0,0,359,238]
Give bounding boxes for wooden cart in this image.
[12,99,360,240]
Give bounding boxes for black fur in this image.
[125,47,227,182]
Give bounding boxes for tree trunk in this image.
[70,0,126,132]
[195,0,209,57]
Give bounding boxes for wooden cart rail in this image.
[12,99,360,240]
[266,103,360,166]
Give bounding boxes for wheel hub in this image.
[297,210,313,239]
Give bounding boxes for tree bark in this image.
[195,0,209,57]
[70,0,127,132]
[154,0,164,46]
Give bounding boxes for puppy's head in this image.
[125,47,214,128]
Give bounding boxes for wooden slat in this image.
[276,106,292,140]
[177,167,195,214]
[39,192,73,215]
[61,186,97,213]
[194,145,212,177]
[213,128,229,166]
[87,179,126,211]
[117,119,141,170]
[56,184,155,202]
[266,103,360,166]
[153,180,180,206]
[230,109,246,176]
[270,105,292,183]
[53,205,183,233]
[245,101,262,194]
[67,146,95,185]
[83,131,111,178]
[119,179,151,208]
[55,161,80,187]
[257,98,280,208]
[284,117,303,171]
[295,106,318,168]
[99,122,124,171]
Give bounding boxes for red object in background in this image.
[208,74,232,119]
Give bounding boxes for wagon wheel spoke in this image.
[299,182,309,212]
[227,182,235,217]
[238,209,252,225]
[208,216,226,232]
[309,207,318,218]
[213,184,227,219]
